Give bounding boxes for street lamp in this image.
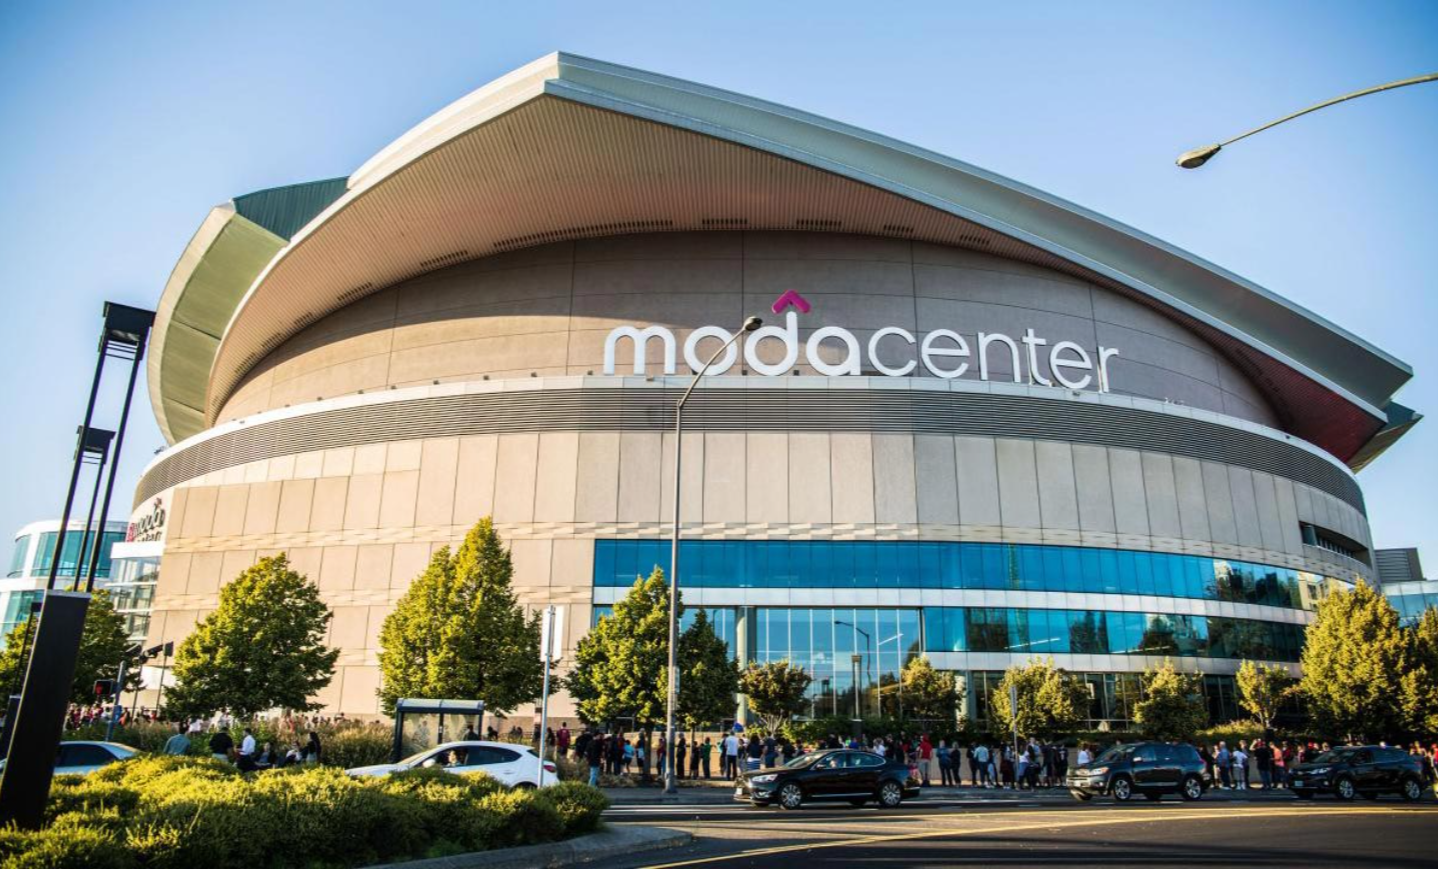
[663,315,761,794]
[1177,72,1438,169]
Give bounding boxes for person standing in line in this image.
[1254,739,1273,790]
[1076,743,1092,768]
[1015,743,1030,790]
[209,727,234,763]
[1215,742,1231,789]
[162,722,190,756]
[1232,743,1249,791]
[935,740,951,787]
[585,732,605,787]
[973,743,990,787]
[557,723,571,759]
[723,731,740,779]
[608,732,624,776]
[1054,743,1069,784]
[745,734,764,772]
[675,734,688,779]
[699,737,713,779]
[763,733,778,768]
[237,726,258,771]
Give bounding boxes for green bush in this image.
[318,725,393,769]
[4,756,603,869]
[3,813,135,869]
[1195,720,1266,748]
[542,782,609,836]
[478,788,563,849]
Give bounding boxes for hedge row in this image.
[0,755,608,869]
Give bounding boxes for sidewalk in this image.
[600,782,1308,805]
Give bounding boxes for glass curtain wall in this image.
[594,540,1335,611]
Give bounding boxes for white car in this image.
[346,740,558,787]
[0,741,138,777]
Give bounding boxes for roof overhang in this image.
[152,52,1416,467]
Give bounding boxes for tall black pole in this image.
[45,353,107,592]
[85,343,144,593]
[71,446,109,592]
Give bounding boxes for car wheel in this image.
[1334,777,1356,801]
[778,783,804,810]
[878,781,904,808]
[1071,790,1093,802]
[1110,776,1134,802]
[1400,778,1424,802]
[848,798,868,807]
[1180,775,1204,801]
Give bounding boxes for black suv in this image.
[1288,745,1426,802]
[735,749,921,809]
[1066,742,1210,802]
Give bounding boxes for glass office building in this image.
[130,53,1412,722]
[1,519,127,646]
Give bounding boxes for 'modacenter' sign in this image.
[602,290,1121,392]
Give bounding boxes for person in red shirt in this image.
[919,735,934,786]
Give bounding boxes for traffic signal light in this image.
[92,679,115,699]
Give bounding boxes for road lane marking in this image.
[633,805,1424,869]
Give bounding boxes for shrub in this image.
[6,755,599,869]
[477,788,563,849]
[318,725,392,769]
[3,813,135,869]
[542,782,609,836]
[1195,720,1266,748]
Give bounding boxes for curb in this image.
[600,787,1309,806]
[365,825,692,869]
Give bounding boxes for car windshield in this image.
[1312,748,1359,764]
[784,752,820,769]
[1092,746,1132,765]
[399,746,453,767]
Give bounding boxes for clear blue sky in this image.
[1,1,1434,571]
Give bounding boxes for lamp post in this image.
[663,315,761,795]
[834,619,873,717]
[1177,72,1438,169]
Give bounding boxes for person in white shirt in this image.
[723,733,740,779]
[237,726,257,770]
[1077,746,1092,767]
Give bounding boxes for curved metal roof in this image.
[150,52,1416,466]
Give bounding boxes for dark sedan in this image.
[735,749,921,809]
[1288,745,1426,801]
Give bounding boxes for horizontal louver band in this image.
[135,388,1362,511]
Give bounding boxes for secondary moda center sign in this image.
[603,290,1122,391]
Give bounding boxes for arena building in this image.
[131,53,1419,726]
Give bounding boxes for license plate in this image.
[735,786,744,796]
[1291,779,1303,787]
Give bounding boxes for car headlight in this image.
[1306,767,1330,775]
[1087,767,1108,775]
[750,774,778,784]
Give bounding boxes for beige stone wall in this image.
[220,232,1277,427]
[145,421,1370,719]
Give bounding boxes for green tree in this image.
[739,660,813,735]
[678,609,739,730]
[166,554,337,719]
[1300,580,1410,741]
[378,519,543,716]
[0,589,139,705]
[990,658,1089,741]
[1236,659,1296,730]
[565,568,673,731]
[1132,659,1209,740]
[900,656,963,725]
[1401,607,1438,736]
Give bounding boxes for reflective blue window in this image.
[593,539,1335,612]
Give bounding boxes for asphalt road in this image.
[594,796,1438,868]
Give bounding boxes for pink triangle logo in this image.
[771,289,812,314]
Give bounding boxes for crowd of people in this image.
[545,722,1438,792]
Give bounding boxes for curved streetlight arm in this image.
[663,315,760,794]
[1178,72,1438,168]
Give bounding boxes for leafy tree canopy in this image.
[1236,659,1296,730]
[990,658,1088,741]
[900,656,963,726]
[167,554,337,720]
[1401,606,1438,737]
[0,589,139,706]
[378,518,543,716]
[739,660,813,735]
[1299,580,1410,741]
[678,609,740,730]
[565,568,674,729]
[1133,658,1209,741]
